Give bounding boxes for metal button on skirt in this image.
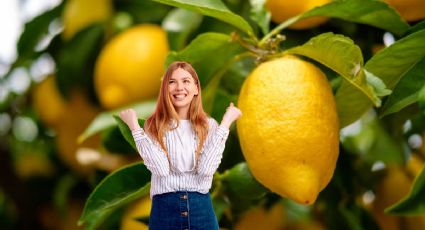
[149,191,219,230]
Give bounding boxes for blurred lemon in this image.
[120,196,152,230]
[234,202,286,230]
[94,24,169,109]
[237,55,339,205]
[14,151,55,179]
[285,220,326,230]
[55,91,101,175]
[62,0,113,40]
[265,0,330,29]
[39,199,84,230]
[385,0,425,22]
[32,76,67,127]
[372,158,425,230]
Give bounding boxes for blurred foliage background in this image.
[0,0,425,229]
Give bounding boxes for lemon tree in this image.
[3,0,425,229]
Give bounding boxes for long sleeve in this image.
[131,128,170,176]
[196,119,230,176]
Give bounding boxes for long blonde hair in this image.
[144,61,209,167]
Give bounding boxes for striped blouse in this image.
[131,117,230,198]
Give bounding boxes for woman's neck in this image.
[175,108,190,120]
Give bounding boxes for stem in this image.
[259,15,301,47]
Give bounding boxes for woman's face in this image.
[168,68,199,112]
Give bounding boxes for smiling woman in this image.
[119,61,242,230]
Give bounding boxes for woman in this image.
[119,61,242,230]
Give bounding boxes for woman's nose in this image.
[176,81,184,90]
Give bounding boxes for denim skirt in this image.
[149,191,219,230]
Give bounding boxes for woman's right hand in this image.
[119,108,140,130]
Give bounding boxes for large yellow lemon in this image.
[237,55,339,205]
[62,0,113,40]
[94,24,169,109]
[32,76,67,127]
[120,196,152,230]
[385,0,425,22]
[265,0,330,29]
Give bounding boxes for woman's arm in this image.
[120,109,170,176]
[197,103,242,176]
[196,119,229,176]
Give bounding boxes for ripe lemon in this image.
[265,0,330,29]
[94,24,169,109]
[234,202,286,230]
[62,0,113,40]
[120,196,151,230]
[385,0,425,22]
[237,55,339,205]
[55,91,101,175]
[32,76,67,127]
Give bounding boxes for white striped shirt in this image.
[131,117,230,198]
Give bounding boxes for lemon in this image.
[237,55,339,205]
[385,0,425,22]
[371,158,425,230]
[94,24,169,109]
[62,0,113,40]
[32,76,67,127]
[120,196,152,230]
[55,91,101,175]
[234,202,286,230]
[265,0,330,29]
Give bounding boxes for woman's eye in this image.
[184,80,190,83]
[169,81,175,84]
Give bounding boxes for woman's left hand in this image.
[221,102,242,128]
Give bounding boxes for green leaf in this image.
[221,162,268,200]
[386,165,425,215]
[78,100,156,143]
[165,32,244,85]
[113,115,146,151]
[115,0,171,24]
[249,0,270,35]
[101,127,137,155]
[78,162,151,229]
[166,32,232,66]
[419,84,425,112]
[261,0,409,46]
[151,0,254,35]
[56,24,104,97]
[365,70,392,97]
[336,29,425,127]
[162,8,203,50]
[286,32,380,106]
[379,58,425,117]
[16,3,63,62]
[303,0,409,35]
